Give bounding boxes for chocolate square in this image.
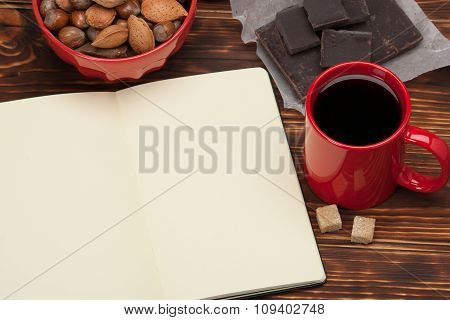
[345,20,371,33]
[304,0,349,30]
[320,29,372,67]
[342,0,370,25]
[275,6,320,55]
[256,21,324,99]
[365,0,423,63]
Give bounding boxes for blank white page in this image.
[0,93,163,299]
[116,68,325,299]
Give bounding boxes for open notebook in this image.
[0,68,325,299]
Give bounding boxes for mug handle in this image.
[396,125,449,193]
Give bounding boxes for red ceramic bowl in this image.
[32,0,197,81]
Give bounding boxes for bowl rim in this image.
[31,0,197,63]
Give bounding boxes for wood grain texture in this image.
[0,0,448,299]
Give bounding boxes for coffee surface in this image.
[313,75,402,146]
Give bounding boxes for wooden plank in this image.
[265,245,450,299]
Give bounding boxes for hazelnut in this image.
[71,10,88,29]
[93,0,126,8]
[153,21,176,42]
[55,0,73,13]
[86,27,101,41]
[44,9,69,31]
[69,0,92,10]
[115,18,128,29]
[58,26,86,48]
[116,0,140,19]
[40,0,57,17]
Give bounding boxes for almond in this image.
[85,4,116,29]
[92,0,126,8]
[92,24,128,48]
[77,43,128,58]
[128,15,155,54]
[141,0,188,23]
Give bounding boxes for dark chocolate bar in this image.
[275,6,320,55]
[365,0,423,63]
[256,21,324,99]
[345,20,371,33]
[341,0,370,25]
[303,0,349,30]
[320,30,372,67]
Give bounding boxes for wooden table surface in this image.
[0,0,449,299]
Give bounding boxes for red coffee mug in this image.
[304,62,449,209]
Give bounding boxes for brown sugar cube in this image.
[351,216,376,244]
[316,204,342,233]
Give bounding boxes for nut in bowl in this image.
[32,0,197,80]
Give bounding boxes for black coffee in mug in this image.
[313,75,403,146]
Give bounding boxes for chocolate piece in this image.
[303,0,349,30]
[341,0,370,25]
[365,0,423,63]
[275,6,320,55]
[320,29,372,67]
[345,20,371,32]
[256,21,324,99]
